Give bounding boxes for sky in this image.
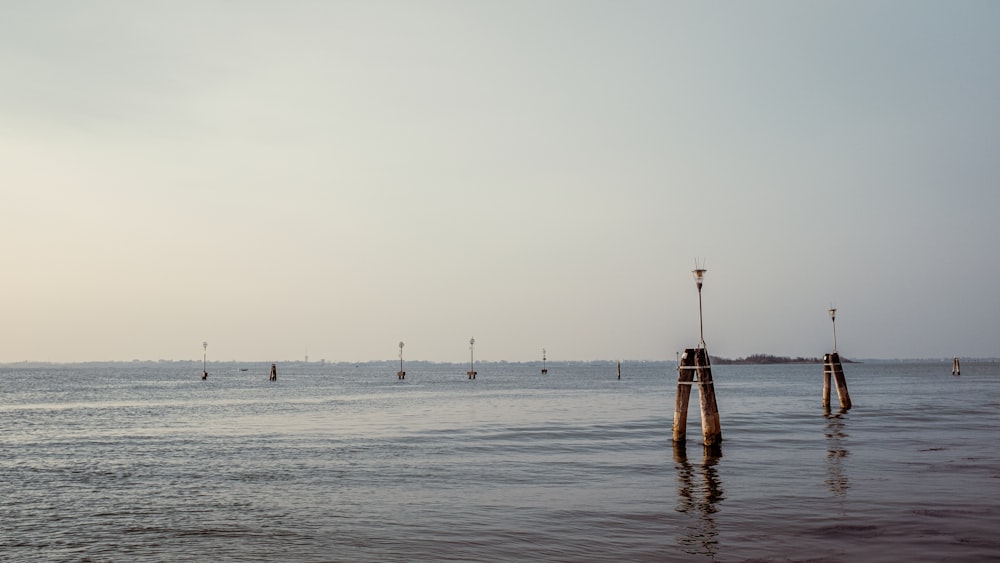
[2,1,999,363]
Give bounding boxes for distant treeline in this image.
[709,353,841,365]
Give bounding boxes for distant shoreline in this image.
[709,354,856,365]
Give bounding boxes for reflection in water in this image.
[824,407,850,497]
[674,442,724,557]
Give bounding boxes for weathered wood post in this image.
[269,363,277,381]
[824,352,851,410]
[672,349,695,442]
[822,355,832,408]
[695,347,722,446]
[952,357,960,376]
[823,308,851,409]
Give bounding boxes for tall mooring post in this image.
[269,363,277,382]
[822,308,851,410]
[952,357,960,376]
[672,265,723,447]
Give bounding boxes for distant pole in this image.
[467,337,477,379]
[952,357,960,376]
[201,341,208,380]
[398,341,406,379]
[541,348,548,375]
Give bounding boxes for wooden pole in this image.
[822,354,833,408]
[826,352,851,409]
[952,357,960,376]
[695,348,723,447]
[672,348,696,443]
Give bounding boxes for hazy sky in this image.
[2,1,999,362]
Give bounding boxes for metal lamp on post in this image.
[828,307,838,353]
[692,265,707,349]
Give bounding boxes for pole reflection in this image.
[823,406,850,497]
[673,442,724,557]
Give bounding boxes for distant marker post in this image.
[201,341,208,380]
[467,337,477,379]
[398,341,406,379]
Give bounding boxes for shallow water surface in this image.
[2,360,998,561]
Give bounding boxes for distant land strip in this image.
[709,354,856,365]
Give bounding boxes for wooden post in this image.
[269,363,277,381]
[695,348,723,447]
[822,354,832,408]
[952,357,960,376]
[672,349,695,443]
[823,353,851,409]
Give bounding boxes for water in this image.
[2,360,998,561]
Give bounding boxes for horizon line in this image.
[2,356,996,366]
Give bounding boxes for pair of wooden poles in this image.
[672,348,723,446]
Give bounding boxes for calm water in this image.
[2,360,998,562]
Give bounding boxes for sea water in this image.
[1,360,998,561]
